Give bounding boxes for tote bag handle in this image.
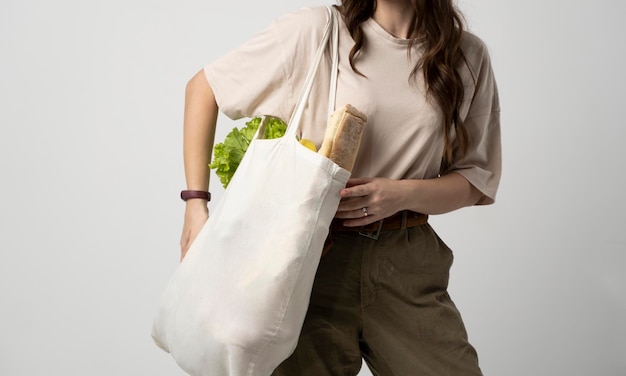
[327,6,339,118]
[284,5,339,140]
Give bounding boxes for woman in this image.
[180,0,500,374]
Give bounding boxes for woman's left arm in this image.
[335,174,482,227]
[337,36,501,227]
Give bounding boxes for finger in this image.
[180,242,188,257]
[180,228,191,251]
[339,213,379,227]
[341,182,371,198]
[345,177,372,187]
[180,235,191,261]
[336,207,367,219]
[337,198,367,212]
[355,207,372,219]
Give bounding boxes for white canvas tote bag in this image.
[151,6,343,376]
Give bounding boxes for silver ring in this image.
[362,207,368,217]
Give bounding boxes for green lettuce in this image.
[209,116,287,188]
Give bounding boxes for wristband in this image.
[180,190,211,202]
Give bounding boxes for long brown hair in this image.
[338,0,469,169]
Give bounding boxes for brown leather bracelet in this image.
[180,190,211,202]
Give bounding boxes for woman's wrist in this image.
[397,179,424,213]
[401,174,481,215]
[185,198,209,214]
[180,190,211,202]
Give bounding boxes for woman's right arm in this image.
[180,69,219,261]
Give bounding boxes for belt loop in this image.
[400,210,407,230]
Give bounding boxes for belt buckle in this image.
[359,220,383,240]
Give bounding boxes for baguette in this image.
[319,104,367,172]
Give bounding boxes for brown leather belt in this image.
[330,210,428,240]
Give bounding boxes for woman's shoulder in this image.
[271,6,333,38]
[460,30,495,74]
[276,5,332,24]
[460,31,491,58]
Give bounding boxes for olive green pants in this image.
[272,224,483,376]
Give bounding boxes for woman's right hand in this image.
[179,69,218,260]
[179,200,209,261]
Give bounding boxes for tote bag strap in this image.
[327,6,339,118]
[285,5,339,139]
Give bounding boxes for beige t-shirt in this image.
[204,6,501,204]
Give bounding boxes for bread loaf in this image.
[319,104,367,172]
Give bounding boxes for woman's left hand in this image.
[335,177,408,227]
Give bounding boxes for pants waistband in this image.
[330,210,428,240]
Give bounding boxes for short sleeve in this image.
[449,33,502,205]
[203,7,331,123]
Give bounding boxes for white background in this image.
[1,0,625,375]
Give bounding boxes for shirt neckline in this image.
[365,18,411,45]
